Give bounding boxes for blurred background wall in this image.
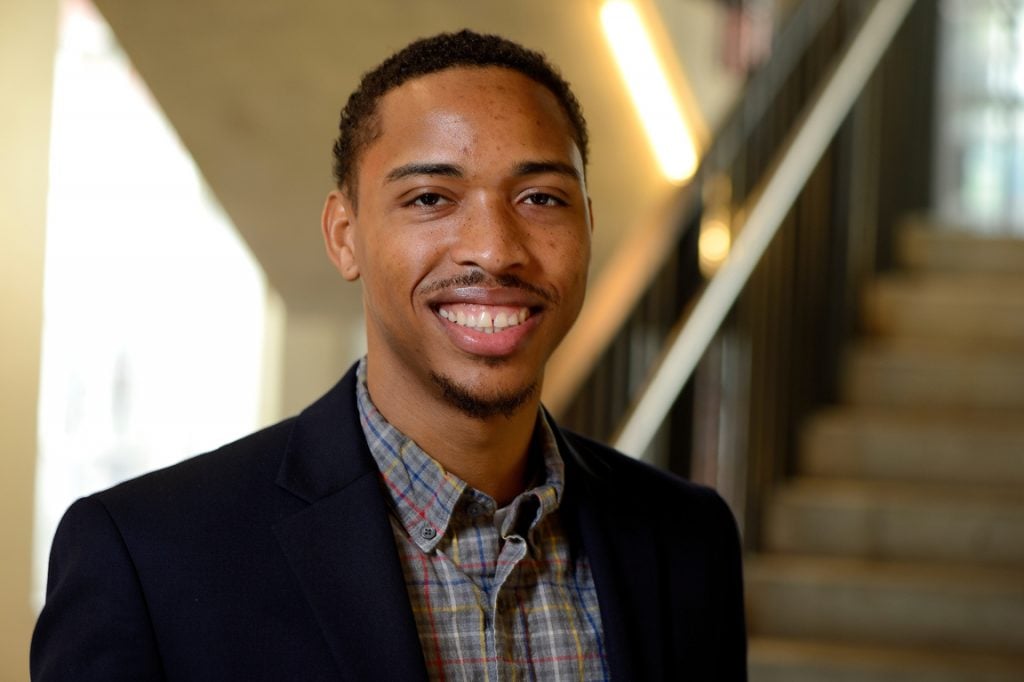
[1,0,59,674]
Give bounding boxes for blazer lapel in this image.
[272,367,428,681]
[557,428,668,680]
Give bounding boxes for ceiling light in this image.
[601,0,700,183]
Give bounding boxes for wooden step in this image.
[762,477,1024,565]
[898,219,1024,273]
[843,341,1024,410]
[864,272,1024,344]
[799,408,1024,485]
[749,637,1024,682]
[746,555,1024,654]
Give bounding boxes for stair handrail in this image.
[544,0,843,420]
[613,0,916,458]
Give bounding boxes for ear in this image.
[587,196,595,234]
[321,189,360,281]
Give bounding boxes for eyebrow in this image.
[512,160,582,182]
[383,159,582,184]
[384,163,464,184]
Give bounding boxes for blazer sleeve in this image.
[31,496,165,682]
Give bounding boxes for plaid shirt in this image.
[356,360,609,681]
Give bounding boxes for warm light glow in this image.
[601,0,700,183]
[699,218,732,275]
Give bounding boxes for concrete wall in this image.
[0,0,59,676]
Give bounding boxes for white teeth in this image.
[439,306,533,332]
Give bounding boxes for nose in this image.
[449,194,529,274]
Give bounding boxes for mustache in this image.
[420,270,557,304]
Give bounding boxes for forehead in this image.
[382,65,566,114]
[362,66,580,176]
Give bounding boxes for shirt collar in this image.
[354,357,564,552]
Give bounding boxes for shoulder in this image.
[90,416,300,529]
[561,429,730,508]
[103,416,296,494]
[557,428,740,541]
[77,364,367,536]
[43,415,313,617]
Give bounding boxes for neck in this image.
[366,362,541,506]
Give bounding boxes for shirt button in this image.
[467,502,485,517]
[420,526,437,540]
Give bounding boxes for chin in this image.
[430,371,538,420]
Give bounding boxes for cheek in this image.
[545,233,590,291]
[365,229,447,290]
[543,220,590,254]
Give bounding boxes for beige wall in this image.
[0,0,58,676]
[281,306,366,417]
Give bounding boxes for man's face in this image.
[324,66,592,418]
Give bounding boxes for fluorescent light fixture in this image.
[601,0,699,183]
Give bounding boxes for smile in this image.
[438,305,531,333]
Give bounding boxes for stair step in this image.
[864,273,1024,344]
[749,637,1024,682]
[843,342,1024,409]
[763,478,1024,565]
[898,219,1024,273]
[800,408,1024,485]
[746,555,1024,654]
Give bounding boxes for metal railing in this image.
[550,0,937,545]
[615,0,915,456]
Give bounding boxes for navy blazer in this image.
[32,364,747,680]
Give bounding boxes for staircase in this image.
[746,222,1024,681]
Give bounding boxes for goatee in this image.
[430,372,538,420]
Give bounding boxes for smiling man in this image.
[32,31,746,681]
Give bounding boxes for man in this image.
[32,30,746,680]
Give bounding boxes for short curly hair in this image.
[332,30,589,204]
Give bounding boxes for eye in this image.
[410,192,447,207]
[522,192,566,207]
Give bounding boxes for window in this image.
[34,0,269,605]
[935,0,1024,232]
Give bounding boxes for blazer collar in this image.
[271,368,662,680]
[272,365,429,681]
[275,366,374,503]
[555,425,667,681]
